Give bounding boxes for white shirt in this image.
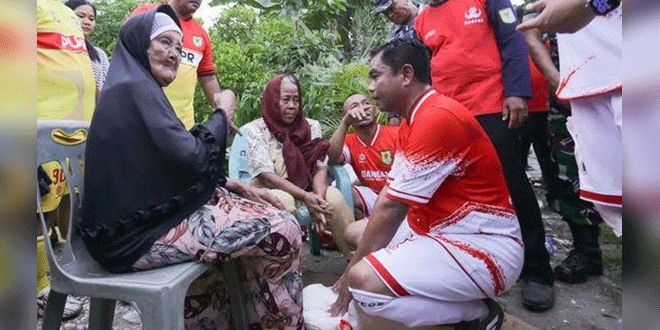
[556,7,621,100]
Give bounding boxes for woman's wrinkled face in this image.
[147,30,182,87]
[279,79,300,125]
[73,4,95,37]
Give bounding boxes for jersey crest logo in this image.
[359,154,367,163]
[464,7,485,25]
[464,7,482,19]
[380,150,393,165]
[192,36,203,48]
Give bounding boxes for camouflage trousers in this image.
[547,105,602,226]
[133,188,304,330]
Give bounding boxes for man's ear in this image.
[401,63,415,87]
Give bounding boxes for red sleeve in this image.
[527,57,549,112]
[414,9,423,39]
[386,104,470,205]
[197,29,215,76]
[127,4,156,21]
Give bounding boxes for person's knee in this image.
[325,186,345,209]
[272,189,296,214]
[344,220,366,248]
[325,187,353,225]
[344,226,359,248]
[348,260,392,296]
[347,260,373,291]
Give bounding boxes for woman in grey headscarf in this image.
[78,5,303,329]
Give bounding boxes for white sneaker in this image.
[37,287,83,320]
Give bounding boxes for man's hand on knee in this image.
[329,273,352,317]
[329,259,394,317]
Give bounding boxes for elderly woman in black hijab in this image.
[78,6,303,329]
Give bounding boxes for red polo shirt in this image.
[415,0,505,116]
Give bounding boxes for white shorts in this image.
[352,185,379,217]
[567,90,622,207]
[365,208,524,300]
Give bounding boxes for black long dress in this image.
[77,4,228,273]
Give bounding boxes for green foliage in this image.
[89,0,149,56]
[193,2,387,135]
[210,5,259,43]
[89,0,388,135]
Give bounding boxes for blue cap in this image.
[374,0,393,13]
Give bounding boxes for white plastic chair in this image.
[37,120,249,330]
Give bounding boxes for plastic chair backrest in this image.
[227,125,252,184]
[37,120,106,276]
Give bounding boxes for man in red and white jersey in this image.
[415,0,557,311]
[328,93,399,247]
[518,0,622,237]
[554,10,622,237]
[329,39,523,330]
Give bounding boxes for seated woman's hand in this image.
[227,179,285,210]
[309,207,327,233]
[303,192,331,233]
[213,89,241,135]
[254,187,285,210]
[243,186,285,210]
[303,192,330,215]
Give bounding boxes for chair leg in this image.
[223,260,250,330]
[309,227,321,256]
[88,298,116,330]
[137,292,183,330]
[41,290,66,330]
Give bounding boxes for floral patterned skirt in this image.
[132,187,304,330]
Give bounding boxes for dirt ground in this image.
[37,152,622,329]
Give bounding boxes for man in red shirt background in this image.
[328,93,399,248]
[518,56,561,203]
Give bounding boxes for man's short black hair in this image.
[370,38,431,85]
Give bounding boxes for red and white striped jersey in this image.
[386,89,515,234]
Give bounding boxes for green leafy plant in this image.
[91,0,389,136]
[89,0,149,56]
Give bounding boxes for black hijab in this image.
[78,5,228,273]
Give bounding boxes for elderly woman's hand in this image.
[226,179,285,210]
[213,89,241,135]
[303,192,331,232]
[251,187,286,210]
[309,208,327,233]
